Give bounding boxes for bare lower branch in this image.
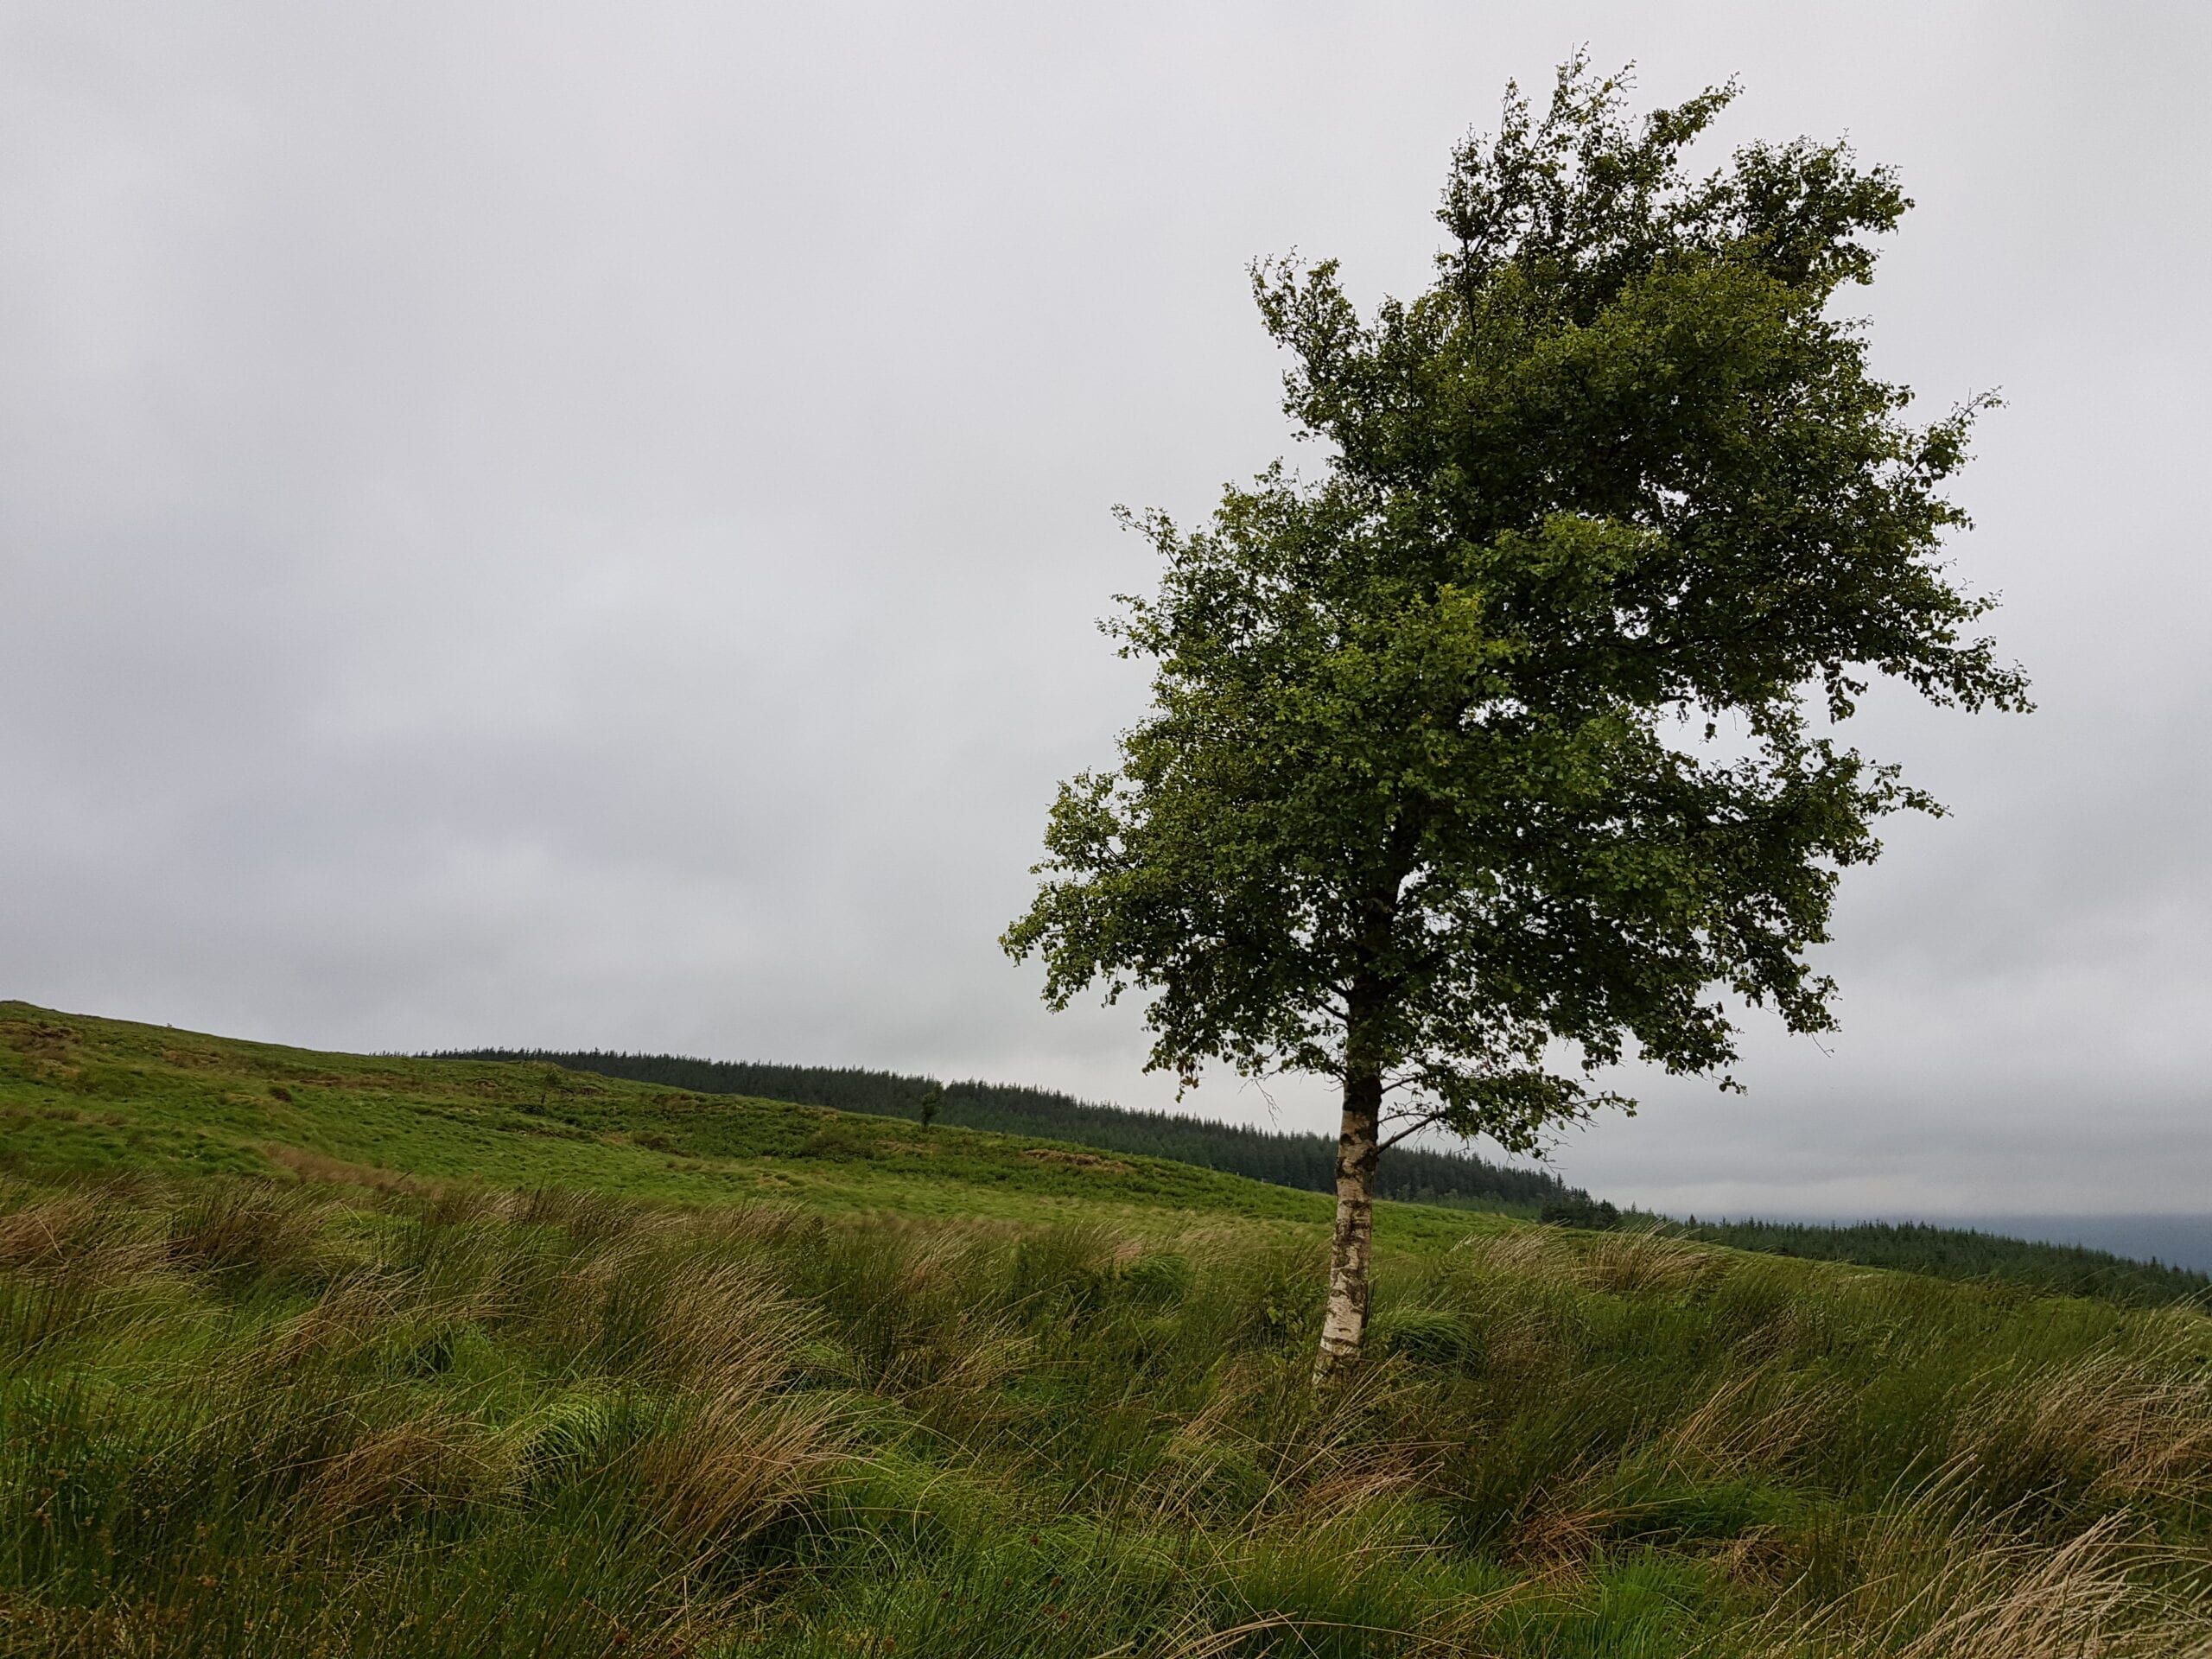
[1376,1107,1451,1151]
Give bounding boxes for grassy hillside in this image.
[0,1001,1490,1248]
[440,1047,1582,1214]
[7,1001,2212,1656]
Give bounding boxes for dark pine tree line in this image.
[1672,1217,2212,1310]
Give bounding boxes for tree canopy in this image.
[1005,59,2027,1370]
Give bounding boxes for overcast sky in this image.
[2,2,2204,1217]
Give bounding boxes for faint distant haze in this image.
[0,3,2205,1217]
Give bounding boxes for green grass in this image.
[437,1045,1574,1216]
[4,1001,2212,1656]
[0,1002,1498,1252]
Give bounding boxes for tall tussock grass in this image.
[1951,1332,2212,1515]
[3,1173,2210,1655]
[1726,1485,2212,1656]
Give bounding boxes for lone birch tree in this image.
[1003,60,2028,1381]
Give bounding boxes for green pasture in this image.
[0,1001,1497,1250]
[3,1002,2212,1656]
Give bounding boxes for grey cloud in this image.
[3,2,2207,1213]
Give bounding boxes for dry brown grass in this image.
[163,1182,334,1281]
[816,1223,1027,1402]
[0,1193,105,1271]
[1954,1338,2212,1506]
[1451,1221,1723,1299]
[1576,1228,1721,1298]
[421,1184,527,1228]
[518,1185,650,1242]
[639,1387,851,1551]
[255,1273,404,1368]
[259,1144,425,1194]
[302,1409,513,1525]
[1503,1478,1630,1573]
[0,1188,167,1284]
[1451,1226,1562,1279]
[1148,1355,1439,1540]
[690,1199,812,1250]
[1662,1362,1841,1479]
[623,1253,818,1392]
[1734,1498,2212,1658]
[1019,1147,1132,1172]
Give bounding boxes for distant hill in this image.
[1670,1217,2212,1311]
[435,1049,1585,1214]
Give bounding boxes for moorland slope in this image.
[5,1001,2212,1657]
[437,1046,1582,1213]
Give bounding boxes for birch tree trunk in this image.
[1313,1065,1383,1382]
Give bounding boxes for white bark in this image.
[1313,1092,1379,1383]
